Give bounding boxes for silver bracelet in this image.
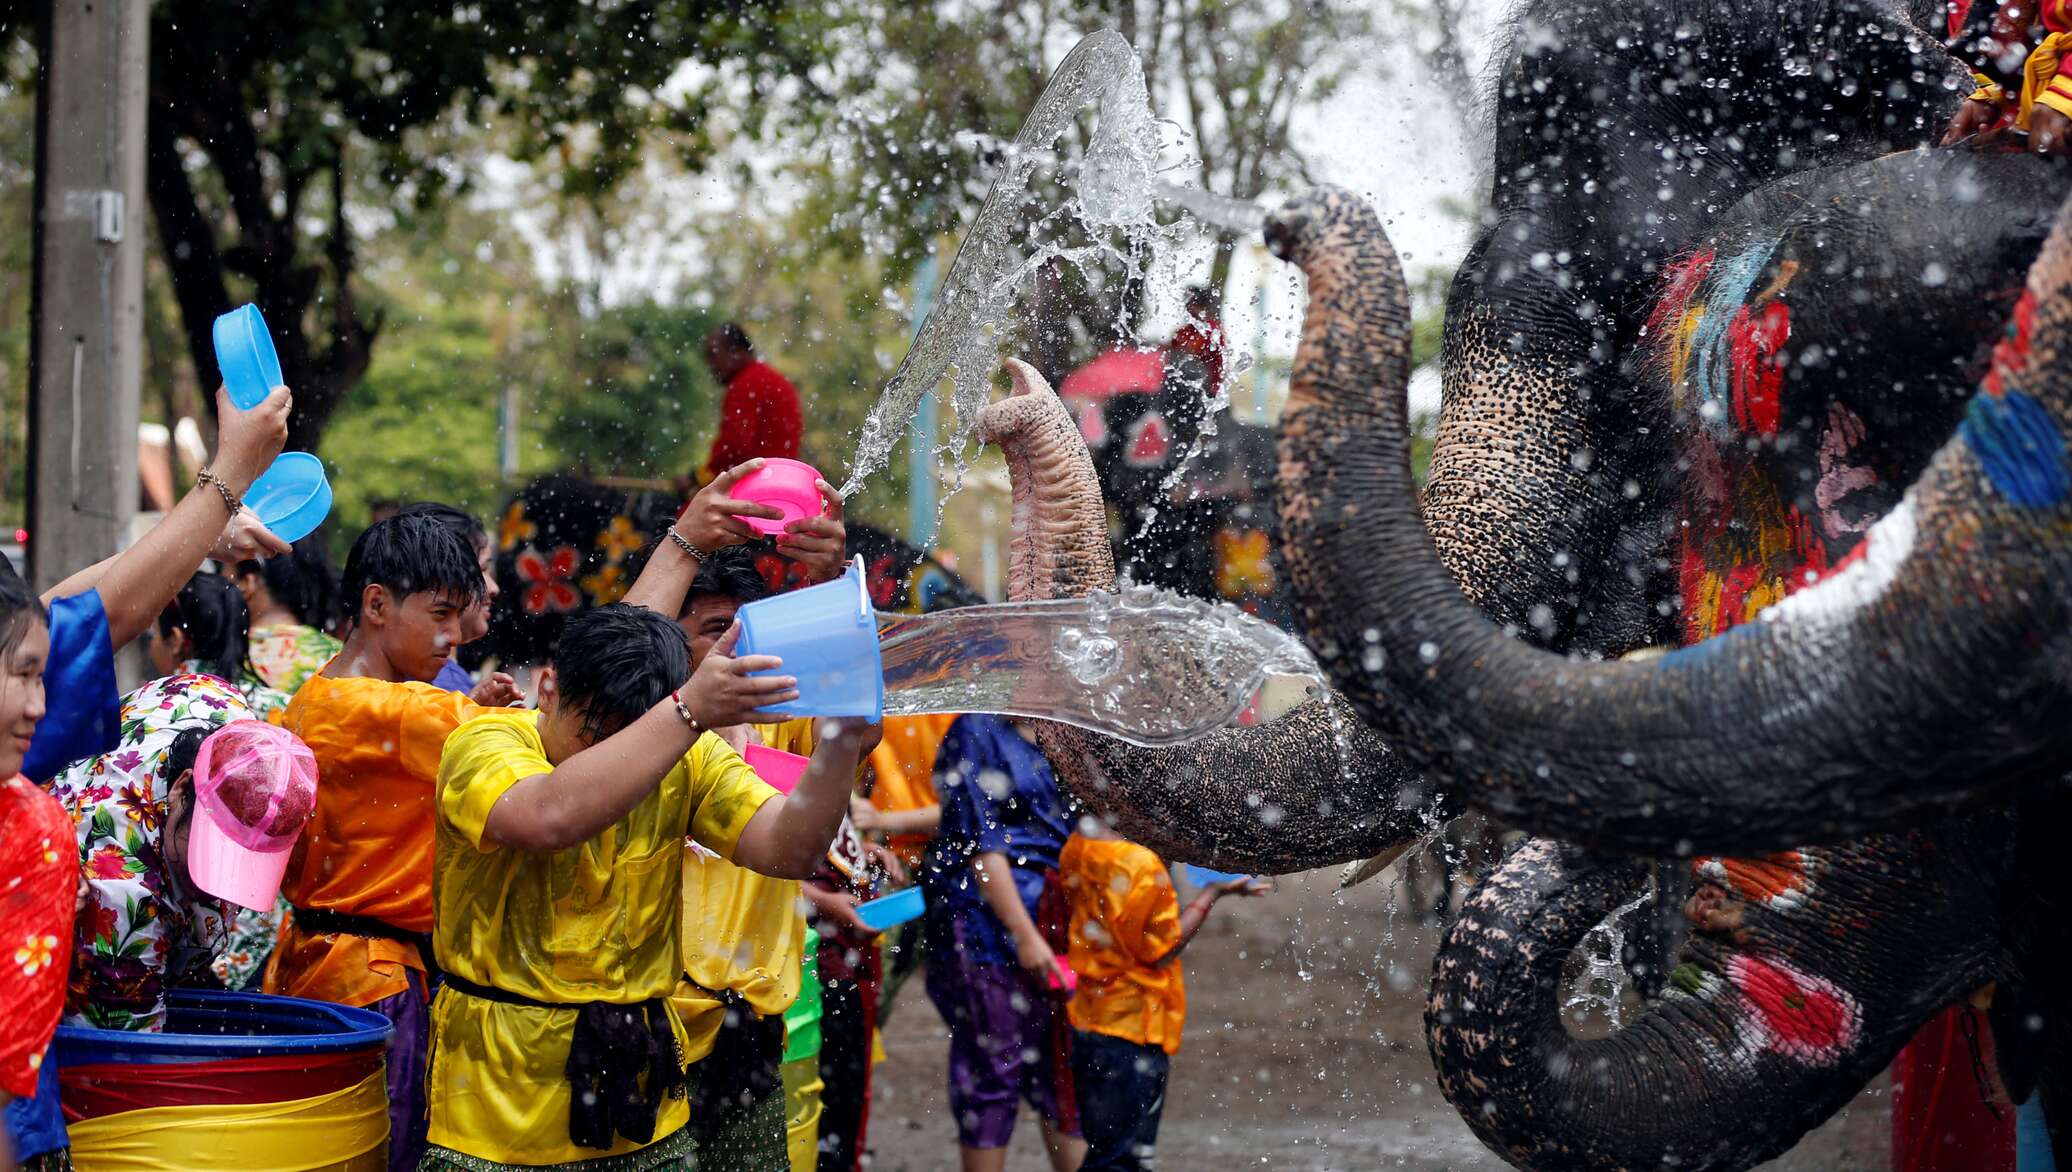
[195,467,243,517]
[665,528,708,565]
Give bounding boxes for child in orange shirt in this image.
[263,512,488,1172]
[1059,823,1268,1172]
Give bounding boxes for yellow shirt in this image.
[671,719,815,1062]
[426,710,779,1165]
[1060,835,1188,1055]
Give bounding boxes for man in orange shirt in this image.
[264,512,487,1172]
[1058,823,1267,1171]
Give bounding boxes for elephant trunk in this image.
[1427,828,2005,1172]
[1270,187,2072,855]
[976,359,1434,874]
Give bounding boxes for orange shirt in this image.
[866,713,957,869]
[1060,835,1187,1055]
[264,672,479,1008]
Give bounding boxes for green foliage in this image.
[544,301,724,478]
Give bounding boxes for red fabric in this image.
[1949,0,1974,38]
[59,1048,384,1121]
[0,776,77,1099]
[1892,1005,2015,1172]
[1171,319,1227,398]
[703,360,802,479]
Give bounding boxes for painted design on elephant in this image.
[1652,241,1791,441]
[1693,850,1818,913]
[1725,953,1862,1066]
[1963,286,2072,508]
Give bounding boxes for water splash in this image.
[876,584,1322,747]
[1561,884,1656,1029]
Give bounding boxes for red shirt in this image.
[703,359,802,480]
[1171,319,1227,399]
[1,776,75,1098]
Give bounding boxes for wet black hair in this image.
[339,514,483,623]
[683,545,771,615]
[714,321,753,352]
[550,603,690,743]
[163,724,213,797]
[392,502,489,555]
[158,573,252,685]
[236,535,341,631]
[0,556,46,659]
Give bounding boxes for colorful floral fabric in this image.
[0,776,76,1099]
[246,622,342,696]
[46,674,257,1032]
[177,657,292,725]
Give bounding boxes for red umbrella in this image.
[1057,346,1165,401]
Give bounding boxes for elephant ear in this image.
[1426,820,2008,1171]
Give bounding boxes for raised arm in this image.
[1151,877,1270,968]
[729,716,880,880]
[484,623,795,852]
[621,460,783,617]
[42,386,291,646]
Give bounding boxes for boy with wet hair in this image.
[263,512,487,1172]
[424,590,875,1170]
[391,501,521,705]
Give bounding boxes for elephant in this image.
[968,1,2071,1167]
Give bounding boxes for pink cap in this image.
[187,721,318,912]
[742,742,808,795]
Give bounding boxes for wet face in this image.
[365,586,470,683]
[461,538,497,644]
[0,617,49,778]
[680,594,740,672]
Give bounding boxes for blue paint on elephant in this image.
[1960,390,2070,509]
[1690,241,1778,437]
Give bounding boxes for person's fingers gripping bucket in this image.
[188,720,319,912]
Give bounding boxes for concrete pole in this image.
[26,0,149,592]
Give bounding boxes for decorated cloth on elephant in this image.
[920,714,1080,1150]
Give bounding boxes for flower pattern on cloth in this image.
[178,657,292,725]
[0,776,75,1099]
[246,622,342,696]
[47,674,259,1032]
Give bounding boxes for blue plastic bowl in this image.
[1184,864,1250,888]
[856,886,924,932]
[55,988,392,1065]
[245,452,333,543]
[735,554,884,720]
[212,303,283,411]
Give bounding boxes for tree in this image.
[2,0,816,453]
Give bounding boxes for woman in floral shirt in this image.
[147,572,292,721]
[46,674,292,1030]
[235,536,343,696]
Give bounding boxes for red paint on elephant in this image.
[1981,288,2037,399]
[1644,249,1716,348]
[1727,953,1861,1064]
[1727,300,1790,438]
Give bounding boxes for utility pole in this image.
[26,0,149,592]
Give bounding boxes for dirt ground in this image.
[861,865,1891,1171]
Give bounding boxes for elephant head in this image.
[971,359,1437,874]
[1269,185,2072,856]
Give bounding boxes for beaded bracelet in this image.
[195,467,243,517]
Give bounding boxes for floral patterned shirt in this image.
[247,622,342,696]
[47,674,265,1031]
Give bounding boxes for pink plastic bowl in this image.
[742,742,809,795]
[730,458,825,537]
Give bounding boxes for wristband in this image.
[665,528,708,565]
[671,689,701,731]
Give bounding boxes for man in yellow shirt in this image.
[423,521,878,1167]
[1059,822,1267,1171]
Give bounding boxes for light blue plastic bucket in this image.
[735,554,883,720]
[212,303,283,411]
[245,452,333,543]
[1183,864,1249,888]
[855,886,923,931]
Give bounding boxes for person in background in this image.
[391,501,522,706]
[920,713,1086,1172]
[147,572,291,719]
[698,322,802,484]
[50,693,317,1028]
[420,482,870,1170]
[0,563,69,1172]
[1943,0,2072,155]
[1059,821,1268,1170]
[1168,286,1227,401]
[237,534,344,695]
[660,475,848,1169]
[800,809,899,1172]
[849,713,955,1017]
[263,513,486,1172]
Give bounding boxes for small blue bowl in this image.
[213,303,283,410]
[1184,864,1250,888]
[856,886,924,932]
[245,452,332,543]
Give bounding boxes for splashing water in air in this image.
[1561,884,1656,1030]
[875,584,1321,747]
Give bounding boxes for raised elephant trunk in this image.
[1270,187,2072,854]
[1427,825,2007,1171]
[975,359,1434,873]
